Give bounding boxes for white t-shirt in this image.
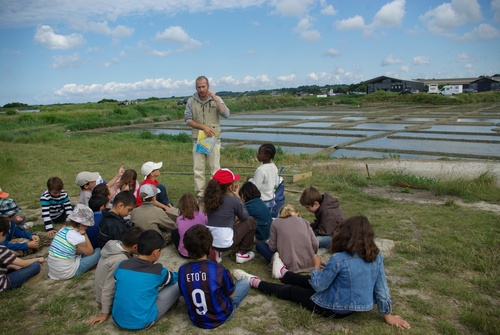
[251,163,279,201]
[48,228,85,280]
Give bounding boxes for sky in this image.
[0,0,499,106]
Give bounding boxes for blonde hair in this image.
[279,205,299,218]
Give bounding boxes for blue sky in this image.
[0,0,499,105]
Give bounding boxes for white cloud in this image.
[494,0,500,23]
[420,0,483,34]
[372,0,406,28]
[456,23,500,41]
[293,17,321,41]
[336,15,366,30]
[243,49,256,55]
[277,74,296,82]
[34,25,84,50]
[52,53,82,69]
[150,49,172,57]
[54,77,193,100]
[273,0,314,17]
[400,65,410,72]
[323,48,341,57]
[320,5,337,16]
[155,26,202,50]
[412,56,430,65]
[82,21,134,38]
[382,54,404,66]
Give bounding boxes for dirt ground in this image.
[17,159,500,334]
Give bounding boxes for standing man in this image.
[184,76,230,199]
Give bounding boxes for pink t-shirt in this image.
[177,211,207,257]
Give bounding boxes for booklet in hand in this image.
[195,130,218,155]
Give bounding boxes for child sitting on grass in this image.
[203,168,257,264]
[40,177,74,237]
[0,217,44,292]
[238,182,272,242]
[97,191,136,249]
[112,230,180,330]
[299,186,344,249]
[234,215,411,329]
[47,204,101,280]
[88,226,144,325]
[0,198,39,257]
[171,193,207,258]
[255,204,318,276]
[178,224,250,329]
[130,184,177,247]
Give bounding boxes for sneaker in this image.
[233,269,260,288]
[236,251,255,264]
[271,252,286,279]
[210,249,222,263]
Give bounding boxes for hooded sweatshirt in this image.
[94,240,131,314]
[310,193,344,237]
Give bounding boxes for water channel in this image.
[122,105,500,160]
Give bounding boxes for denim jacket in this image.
[309,252,392,314]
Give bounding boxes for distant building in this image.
[469,77,500,92]
[363,76,425,93]
[364,75,500,93]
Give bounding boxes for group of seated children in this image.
[0,143,410,331]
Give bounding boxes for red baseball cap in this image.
[213,168,240,185]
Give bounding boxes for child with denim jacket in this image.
[234,215,411,329]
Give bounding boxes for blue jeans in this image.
[263,199,278,218]
[226,279,251,322]
[316,235,332,249]
[75,248,101,276]
[255,241,274,262]
[6,262,41,289]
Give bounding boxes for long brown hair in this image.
[331,215,379,262]
[178,193,200,220]
[203,179,230,214]
[116,169,138,193]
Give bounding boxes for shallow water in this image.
[117,108,500,160]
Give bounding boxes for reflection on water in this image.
[113,108,500,160]
[351,138,499,157]
[223,131,356,147]
[425,125,497,133]
[290,122,338,128]
[351,123,411,130]
[400,118,438,122]
[391,132,499,141]
[457,118,500,123]
[230,115,328,120]
[332,149,442,160]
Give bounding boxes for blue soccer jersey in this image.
[178,259,235,329]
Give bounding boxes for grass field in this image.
[0,98,499,334]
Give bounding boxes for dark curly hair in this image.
[331,215,379,262]
[203,179,230,214]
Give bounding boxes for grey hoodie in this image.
[94,240,131,314]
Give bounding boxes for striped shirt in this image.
[48,227,80,260]
[40,189,73,231]
[178,260,235,329]
[0,245,16,291]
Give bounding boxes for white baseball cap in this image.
[141,161,162,176]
